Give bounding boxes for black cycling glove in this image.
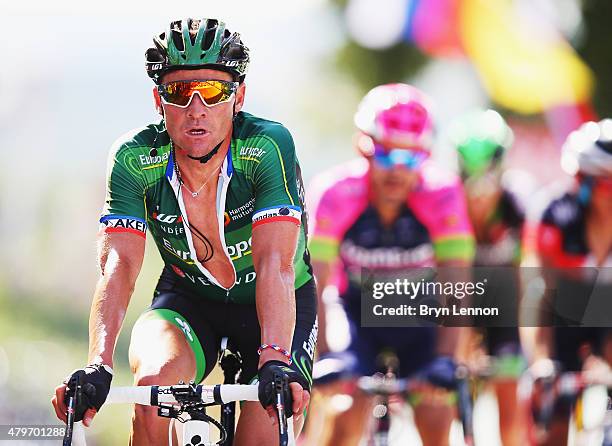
[257,360,309,418]
[63,364,113,422]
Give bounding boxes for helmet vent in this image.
[202,19,218,51]
[596,140,612,155]
[171,34,184,52]
[187,19,201,45]
[146,18,250,84]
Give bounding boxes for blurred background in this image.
[1,0,611,443]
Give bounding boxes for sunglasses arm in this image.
[152,87,164,116]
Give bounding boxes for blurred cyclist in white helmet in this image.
[523,119,612,445]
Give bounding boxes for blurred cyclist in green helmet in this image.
[450,109,524,266]
[449,109,529,446]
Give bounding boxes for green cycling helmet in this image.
[145,18,250,84]
[449,109,514,177]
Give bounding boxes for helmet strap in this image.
[187,140,224,164]
[153,87,164,116]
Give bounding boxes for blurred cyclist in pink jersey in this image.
[303,84,475,446]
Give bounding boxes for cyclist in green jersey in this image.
[51,18,317,445]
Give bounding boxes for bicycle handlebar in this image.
[357,367,475,446]
[64,382,294,446]
[105,383,259,406]
[357,375,411,395]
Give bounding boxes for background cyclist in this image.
[305,83,475,446]
[522,119,612,445]
[51,18,316,445]
[449,109,529,445]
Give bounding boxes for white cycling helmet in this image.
[354,83,434,149]
[561,119,612,178]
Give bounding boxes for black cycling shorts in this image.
[137,266,317,388]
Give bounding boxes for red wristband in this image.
[257,344,292,365]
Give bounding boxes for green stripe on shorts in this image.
[140,309,206,382]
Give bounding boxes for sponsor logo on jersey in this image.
[158,225,185,235]
[139,151,169,166]
[340,240,435,269]
[151,208,185,235]
[239,147,266,159]
[99,216,147,237]
[227,197,255,222]
[237,271,257,285]
[152,212,183,224]
[172,269,257,287]
[174,317,194,342]
[252,206,301,228]
[162,238,191,261]
[302,316,318,361]
[227,237,252,260]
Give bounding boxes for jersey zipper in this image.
[216,148,238,301]
[167,145,237,295]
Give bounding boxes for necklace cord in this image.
[172,143,215,263]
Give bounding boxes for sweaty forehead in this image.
[162,68,233,83]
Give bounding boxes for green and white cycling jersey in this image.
[99,111,313,304]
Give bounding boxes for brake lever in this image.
[273,372,289,446]
[455,365,474,446]
[63,374,82,446]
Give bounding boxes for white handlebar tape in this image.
[106,386,154,405]
[216,384,259,404]
[105,384,259,406]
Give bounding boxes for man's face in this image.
[158,68,246,156]
[463,169,502,216]
[368,157,420,204]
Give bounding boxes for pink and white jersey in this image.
[307,158,474,293]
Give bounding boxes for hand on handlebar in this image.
[51,364,113,427]
[257,360,310,422]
